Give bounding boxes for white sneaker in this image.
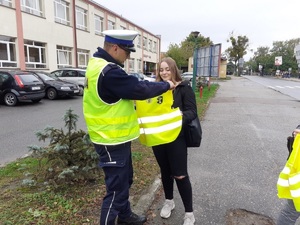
[160,199,175,218]
[183,212,195,225]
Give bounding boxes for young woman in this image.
[153,57,197,225]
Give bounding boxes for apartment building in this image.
[0,0,161,73]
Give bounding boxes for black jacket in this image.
[173,80,198,126]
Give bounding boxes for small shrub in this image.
[27,109,100,187]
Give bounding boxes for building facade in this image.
[0,0,161,73]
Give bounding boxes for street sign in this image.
[275,56,282,66]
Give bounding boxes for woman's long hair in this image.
[156,57,182,83]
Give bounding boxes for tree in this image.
[250,38,300,75]
[165,32,212,70]
[270,39,300,73]
[226,32,249,75]
[180,33,212,62]
[252,46,273,74]
[165,43,186,70]
[27,109,100,187]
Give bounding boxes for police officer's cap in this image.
[103,30,138,52]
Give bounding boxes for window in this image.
[137,59,142,72]
[24,40,46,69]
[153,41,157,53]
[21,0,43,16]
[0,36,17,68]
[77,49,89,68]
[0,0,12,7]
[143,37,147,50]
[120,25,126,30]
[129,59,134,72]
[108,20,115,30]
[94,15,104,35]
[76,6,87,30]
[148,40,152,52]
[137,34,141,48]
[57,45,72,68]
[54,0,70,25]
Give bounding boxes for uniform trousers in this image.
[94,142,133,225]
[277,199,300,225]
[152,135,193,212]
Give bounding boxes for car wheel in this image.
[31,99,42,103]
[78,85,84,96]
[47,88,57,100]
[4,92,18,106]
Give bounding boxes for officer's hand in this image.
[293,129,300,137]
[166,80,176,90]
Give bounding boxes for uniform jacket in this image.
[93,47,170,104]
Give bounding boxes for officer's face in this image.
[159,62,172,81]
[109,44,130,64]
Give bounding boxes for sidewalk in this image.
[135,76,300,225]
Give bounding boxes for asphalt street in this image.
[137,75,300,225]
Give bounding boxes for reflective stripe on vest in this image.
[135,90,182,147]
[83,57,140,145]
[277,134,300,211]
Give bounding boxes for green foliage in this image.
[27,108,99,187]
[165,43,187,69]
[166,32,213,69]
[249,38,300,74]
[226,32,249,73]
[195,83,219,118]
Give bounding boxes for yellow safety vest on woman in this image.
[83,57,140,145]
[135,90,182,147]
[277,134,300,211]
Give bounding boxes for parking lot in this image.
[0,96,86,166]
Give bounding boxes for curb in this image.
[132,175,161,215]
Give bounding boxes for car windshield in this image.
[36,73,55,81]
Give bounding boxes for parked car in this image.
[181,72,198,81]
[31,71,80,100]
[0,70,45,106]
[50,68,86,95]
[128,73,155,82]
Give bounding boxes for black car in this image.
[50,68,86,95]
[0,70,45,106]
[31,71,80,100]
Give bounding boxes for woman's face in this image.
[159,62,172,81]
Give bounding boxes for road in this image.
[144,75,300,224]
[244,75,300,100]
[0,96,86,166]
[1,75,299,167]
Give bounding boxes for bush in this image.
[27,109,100,187]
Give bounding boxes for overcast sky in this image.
[94,0,300,60]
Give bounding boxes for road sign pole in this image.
[192,48,198,91]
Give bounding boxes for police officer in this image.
[83,30,176,225]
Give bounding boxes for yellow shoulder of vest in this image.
[277,135,300,211]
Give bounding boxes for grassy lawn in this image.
[0,83,219,225]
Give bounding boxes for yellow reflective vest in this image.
[83,57,140,145]
[277,134,300,211]
[135,90,182,147]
